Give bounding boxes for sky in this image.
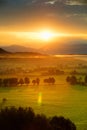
[0,0,87,47]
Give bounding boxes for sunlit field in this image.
[0,55,87,130]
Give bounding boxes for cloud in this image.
[0,0,87,32]
[0,0,7,6]
[67,0,87,5]
[78,0,87,4]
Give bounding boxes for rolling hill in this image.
[0,46,46,57]
[0,48,9,54]
[1,45,37,53]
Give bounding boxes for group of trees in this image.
[0,78,18,87]
[0,77,30,87]
[48,69,64,75]
[42,69,64,76]
[44,77,55,85]
[70,70,87,75]
[0,106,76,130]
[66,75,87,85]
[32,78,40,85]
[0,77,56,87]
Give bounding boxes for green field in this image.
[0,55,87,130]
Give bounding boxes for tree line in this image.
[0,106,76,130]
[0,77,56,87]
[66,75,87,85]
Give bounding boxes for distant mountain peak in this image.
[0,48,9,54]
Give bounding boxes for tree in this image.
[70,76,77,85]
[3,78,9,87]
[9,78,18,87]
[24,77,30,86]
[0,107,76,130]
[50,116,76,130]
[50,77,55,85]
[44,79,49,84]
[19,78,24,86]
[0,78,2,86]
[32,80,36,86]
[44,77,56,85]
[84,75,87,84]
[66,76,71,83]
[66,75,77,85]
[36,78,40,85]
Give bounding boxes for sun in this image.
[39,30,54,41]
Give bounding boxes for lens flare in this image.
[39,31,53,41]
[38,92,42,105]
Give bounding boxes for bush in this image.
[0,107,76,130]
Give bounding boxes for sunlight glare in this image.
[39,30,54,41]
[38,92,42,105]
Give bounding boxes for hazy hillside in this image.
[0,48,9,54]
[1,39,87,55]
[0,46,46,58]
[1,45,37,53]
[41,39,87,54]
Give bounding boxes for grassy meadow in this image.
[0,55,87,130]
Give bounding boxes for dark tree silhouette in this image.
[70,70,78,75]
[0,106,76,130]
[0,78,2,86]
[33,114,51,130]
[32,80,36,86]
[2,78,18,87]
[44,78,49,84]
[2,98,7,103]
[50,116,76,130]
[9,78,18,87]
[71,76,77,85]
[50,77,55,85]
[24,77,30,86]
[32,78,40,86]
[66,76,71,83]
[36,78,40,85]
[19,78,24,86]
[44,77,56,85]
[70,76,77,85]
[66,75,77,85]
[3,78,9,87]
[84,75,87,84]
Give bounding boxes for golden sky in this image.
[0,0,87,48]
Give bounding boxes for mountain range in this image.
[41,40,87,54]
[0,39,87,54]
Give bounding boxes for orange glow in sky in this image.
[13,30,58,41]
[0,30,87,48]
